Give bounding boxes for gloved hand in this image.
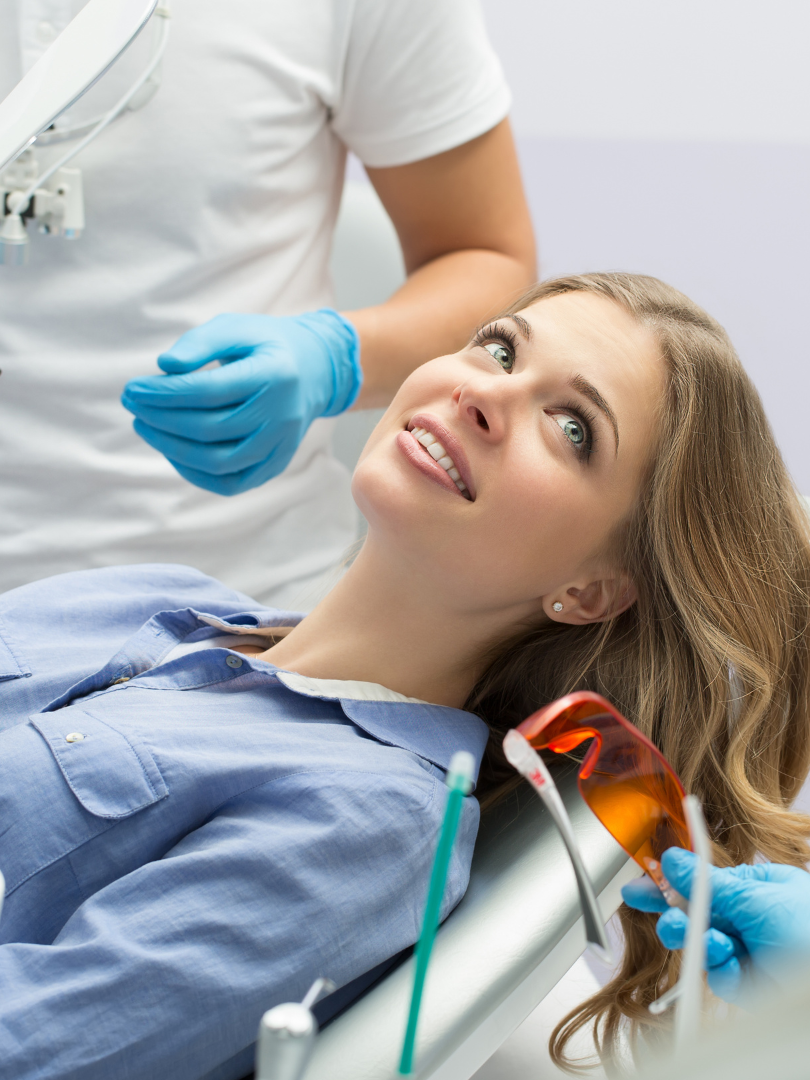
[121,309,362,495]
[622,847,810,1004]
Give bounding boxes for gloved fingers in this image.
[123,359,270,410]
[133,414,295,475]
[655,907,689,950]
[622,876,669,913]
[132,416,266,477]
[121,398,266,443]
[662,849,805,900]
[660,847,699,899]
[706,956,742,1003]
[164,458,256,496]
[660,846,747,941]
[656,911,744,968]
[156,314,279,373]
[156,354,225,375]
[166,447,296,496]
[705,928,742,968]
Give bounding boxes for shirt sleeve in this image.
[332,0,511,168]
[0,768,478,1080]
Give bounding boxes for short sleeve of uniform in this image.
[333,0,511,167]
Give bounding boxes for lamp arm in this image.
[9,5,171,213]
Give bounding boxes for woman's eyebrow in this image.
[504,314,533,340]
[497,318,619,450]
[570,373,620,452]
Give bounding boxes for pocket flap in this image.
[0,616,31,681]
[30,711,168,819]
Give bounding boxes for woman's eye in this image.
[483,342,514,371]
[554,413,585,446]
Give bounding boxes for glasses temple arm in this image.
[503,731,613,963]
[538,779,614,963]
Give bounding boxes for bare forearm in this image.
[345,247,534,408]
[346,119,537,407]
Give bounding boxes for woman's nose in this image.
[453,381,509,441]
[467,405,489,431]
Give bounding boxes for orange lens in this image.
[518,691,691,877]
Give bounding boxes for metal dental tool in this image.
[647,794,712,1049]
[0,0,170,264]
[255,977,336,1080]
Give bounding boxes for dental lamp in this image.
[0,0,169,265]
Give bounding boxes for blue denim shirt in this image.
[0,565,489,1080]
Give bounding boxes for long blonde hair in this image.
[467,272,810,1070]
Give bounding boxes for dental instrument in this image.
[503,729,613,961]
[647,794,712,1050]
[255,976,336,1080]
[0,0,170,264]
[398,750,475,1076]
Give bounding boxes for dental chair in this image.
[305,766,633,1080]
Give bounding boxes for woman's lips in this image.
[395,413,475,501]
[408,425,470,495]
[408,413,475,499]
[396,431,467,499]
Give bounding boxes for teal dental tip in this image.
[447,750,475,793]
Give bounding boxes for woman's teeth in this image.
[410,427,469,496]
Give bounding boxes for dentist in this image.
[0,0,535,607]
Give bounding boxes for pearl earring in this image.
[552,601,563,612]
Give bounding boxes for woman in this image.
[0,273,806,1078]
[461,276,810,1070]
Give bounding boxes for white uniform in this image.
[0,0,509,606]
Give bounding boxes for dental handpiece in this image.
[254,977,335,1080]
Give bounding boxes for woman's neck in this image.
[261,541,533,708]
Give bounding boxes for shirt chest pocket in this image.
[31,711,168,817]
[0,711,169,896]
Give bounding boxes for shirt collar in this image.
[274,670,427,704]
[44,606,491,786]
[273,669,489,785]
[202,614,491,781]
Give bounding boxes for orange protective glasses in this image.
[517,691,691,893]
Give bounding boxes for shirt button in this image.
[109,676,130,686]
[225,654,244,669]
[65,732,85,743]
[36,20,57,44]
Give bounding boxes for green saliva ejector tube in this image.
[398,750,475,1076]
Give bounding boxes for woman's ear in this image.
[546,573,637,625]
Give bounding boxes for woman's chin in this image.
[351,464,412,536]
[351,451,424,525]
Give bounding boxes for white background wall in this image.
[482,0,810,144]
[478,0,810,492]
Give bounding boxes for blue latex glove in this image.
[121,309,362,495]
[622,847,810,1004]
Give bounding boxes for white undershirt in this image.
[162,634,271,662]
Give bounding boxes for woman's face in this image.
[353,292,665,623]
